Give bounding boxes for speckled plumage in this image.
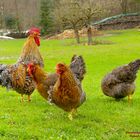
[0,63,35,95]
[0,31,43,99]
[101,59,140,99]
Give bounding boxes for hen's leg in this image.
[28,95,31,102]
[68,112,73,121]
[73,109,77,116]
[128,94,132,103]
[68,108,77,120]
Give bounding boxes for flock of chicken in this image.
[0,28,139,120]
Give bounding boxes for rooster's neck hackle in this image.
[17,35,44,67]
[24,36,36,46]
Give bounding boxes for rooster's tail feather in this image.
[0,64,12,89]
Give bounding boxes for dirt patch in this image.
[47,27,103,40]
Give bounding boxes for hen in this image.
[27,63,58,101]
[27,55,86,120]
[0,28,44,102]
[52,62,86,120]
[101,59,140,102]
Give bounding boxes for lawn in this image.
[0,29,140,140]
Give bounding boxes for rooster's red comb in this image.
[28,27,40,35]
[27,63,34,67]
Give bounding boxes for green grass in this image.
[0,29,140,140]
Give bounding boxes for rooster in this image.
[101,59,140,102]
[0,28,44,102]
[27,55,86,120]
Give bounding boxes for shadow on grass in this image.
[61,38,114,47]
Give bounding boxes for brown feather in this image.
[11,64,26,88]
[52,65,82,112]
[27,55,86,110]
[30,65,58,100]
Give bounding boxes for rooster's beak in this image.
[27,67,29,72]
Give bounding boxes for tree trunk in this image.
[87,25,93,45]
[0,0,4,33]
[15,0,22,32]
[74,28,80,44]
[121,0,128,14]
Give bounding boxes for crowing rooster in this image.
[0,28,44,102]
[101,59,140,102]
[17,28,44,67]
[27,55,86,120]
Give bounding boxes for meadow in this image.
[0,29,140,140]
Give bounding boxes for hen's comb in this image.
[56,63,65,67]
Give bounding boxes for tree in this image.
[14,0,22,32]
[5,15,16,29]
[120,0,128,14]
[120,0,140,14]
[0,0,4,30]
[40,0,53,35]
[79,0,102,45]
[53,0,102,45]
[128,0,140,13]
[53,0,84,44]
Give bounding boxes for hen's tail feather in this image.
[129,59,140,74]
[70,55,86,82]
[78,91,86,107]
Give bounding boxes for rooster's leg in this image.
[68,108,77,120]
[28,95,31,102]
[128,94,132,103]
[21,94,24,102]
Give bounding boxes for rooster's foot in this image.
[28,95,31,102]
[21,94,24,102]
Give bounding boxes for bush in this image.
[5,15,17,29]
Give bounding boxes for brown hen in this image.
[52,63,86,120]
[27,63,58,101]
